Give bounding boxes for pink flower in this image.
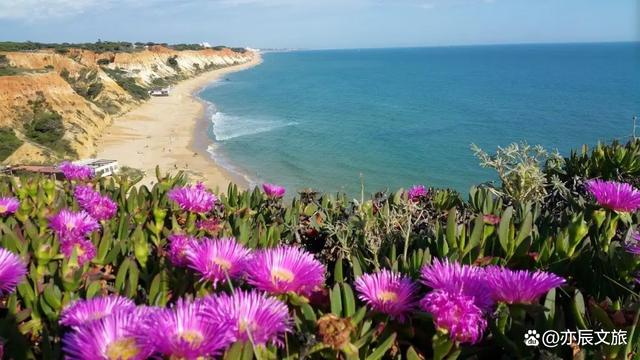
[421,258,494,311]
[483,214,501,225]
[355,269,418,321]
[420,290,487,344]
[0,247,27,296]
[49,209,100,240]
[136,299,231,359]
[246,246,325,297]
[0,197,19,216]
[626,232,640,255]
[167,234,197,267]
[186,237,251,286]
[407,185,428,201]
[586,179,640,212]
[59,161,94,181]
[485,267,565,304]
[60,237,97,266]
[168,182,217,213]
[202,290,291,346]
[263,183,286,198]
[74,185,117,221]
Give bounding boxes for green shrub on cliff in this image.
[101,67,149,100]
[22,96,74,156]
[61,69,104,101]
[0,127,23,161]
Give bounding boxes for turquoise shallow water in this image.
[199,43,640,195]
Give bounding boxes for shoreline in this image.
[96,53,262,192]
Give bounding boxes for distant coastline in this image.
[96,53,262,191]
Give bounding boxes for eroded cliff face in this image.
[0,46,255,164]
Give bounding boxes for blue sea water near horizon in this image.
[199,42,640,196]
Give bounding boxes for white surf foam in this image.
[210,112,297,141]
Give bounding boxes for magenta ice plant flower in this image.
[74,185,117,221]
[246,246,326,297]
[0,197,19,216]
[626,232,640,255]
[167,234,197,267]
[137,298,231,359]
[168,182,217,213]
[59,161,94,181]
[485,267,565,304]
[60,237,97,266]
[203,290,291,346]
[354,269,418,321]
[74,185,96,205]
[420,289,487,344]
[483,214,501,225]
[59,295,136,327]
[421,258,494,311]
[185,237,251,286]
[62,309,153,360]
[263,183,286,198]
[49,209,100,240]
[407,185,428,201]
[196,218,222,233]
[0,248,27,296]
[586,179,640,213]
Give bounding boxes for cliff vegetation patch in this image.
[0,127,23,161]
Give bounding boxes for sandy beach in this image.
[96,54,262,192]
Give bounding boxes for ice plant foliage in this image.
[59,295,136,327]
[59,161,94,181]
[49,209,100,240]
[168,182,217,213]
[421,259,494,311]
[0,197,19,216]
[485,267,565,304]
[586,179,640,213]
[203,290,291,346]
[407,185,427,201]
[354,269,418,321]
[420,289,487,344]
[167,234,197,267]
[186,237,251,286]
[246,246,325,297]
[138,299,231,359]
[0,248,26,296]
[262,183,286,198]
[62,310,152,360]
[74,185,117,221]
[60,237,97,266]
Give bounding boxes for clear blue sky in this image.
[0,0,637,49]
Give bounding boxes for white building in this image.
[74,159,120,177]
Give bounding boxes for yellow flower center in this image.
[105,337,140,360]
[0,205,6,213]
[212,257,232,270]
[75,244,86,257]
[378,291,398,303]
[238,318,258,334]
[89,311,104,320]
[178,330,204,346]
[271,267,295,283]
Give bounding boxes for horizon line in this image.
[267,39,639,52]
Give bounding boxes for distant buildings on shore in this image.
[1,159,120,179]
[149,87,170,96]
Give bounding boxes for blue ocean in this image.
[199,43,640,195]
